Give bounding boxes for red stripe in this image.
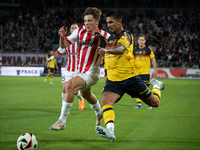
[79,47,87,73]
[57,50,62,54]
[83,37,98,73]
[72,44,75,72]
[66,37,72,44]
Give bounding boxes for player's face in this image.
[50,51,54,55]
[138,37,146,48]
[70,24,78,34]
[84,15,99,32]
[106,17,121,35]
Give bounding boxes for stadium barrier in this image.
[1,66,200,79]
[2,52,66,67]
[0,54,2,76]
[100,68,200,79]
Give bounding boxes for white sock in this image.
[62,93,65,105]
[75,91,84,101]
[89,100,102,115]
[59,101,72,124]
[106,122,114,132]
[153,84,160,90]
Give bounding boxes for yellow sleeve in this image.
[148,47,155,59]
[117,34,131,48]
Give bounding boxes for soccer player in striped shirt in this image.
[56,23,85,112]
[48,7,110,131]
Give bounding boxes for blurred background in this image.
[0,0,199,71]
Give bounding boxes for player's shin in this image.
[152,88,161,104]
[50,75,53,82]
[59,101,72,124]
[62,92,65,104]
[75,90,84,101]
[102,105,115,132]
[90,100,102,114]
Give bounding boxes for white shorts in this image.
[78,70,100,89]
[62,70,77,83]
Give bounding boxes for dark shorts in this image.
[103,75,152,101]
[48,68,55,73]
[139,74,150,86]
[104,69,107,77]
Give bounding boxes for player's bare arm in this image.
[97,44,126,55]
[48,51,59,62]
[151,57,157,77]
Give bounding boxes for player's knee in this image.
[65,82,74,93]
[74,90,78,95]
[152,100,159,107]
[62,88,65,94]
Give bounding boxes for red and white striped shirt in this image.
[57,42,78,72]
[66,26,110,74]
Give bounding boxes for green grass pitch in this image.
[0,76,200,150]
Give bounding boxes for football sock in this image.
[152,88,161,103]
[75,91,84,101]
[89,100,102,115]
[50,75,53,82]
[45,74,49,79]
[59,101,72,124]
[102,105,115,131]
[136,98,142,104]
[62,93,65,105]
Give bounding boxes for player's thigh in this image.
[139,74,150,86]
[101,91,120,106]
[67,76,86,91]
[78,72,99,89]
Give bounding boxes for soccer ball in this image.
[17,133,38,150]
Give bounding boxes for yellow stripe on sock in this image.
[136,98,142,103]
[46,74,49,79]
[102,105,115,125]
[50,75,53,82]
[152,88,161,103]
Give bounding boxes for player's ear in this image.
[118,19,122,24]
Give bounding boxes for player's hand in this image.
[93,31,105,40]
[153,70,157,77]
[97,46,108,55]
[58,26,67,38]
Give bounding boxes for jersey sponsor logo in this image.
[79,41,98,49]
[69,52,78,55]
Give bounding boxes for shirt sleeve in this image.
[149,47,155,58]
[65,27,79,44]
[100,30,111,40]
[117,33,131,48]
[57,47,66,54]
